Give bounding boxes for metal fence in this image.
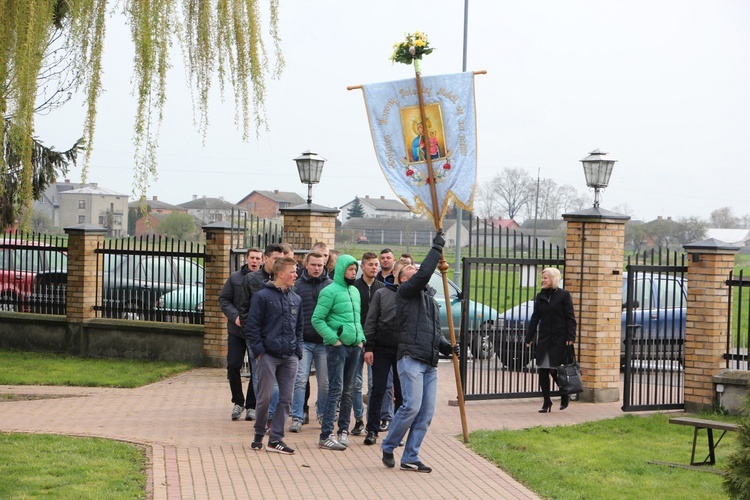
[725,270,750,370]
[94,236,206,324]
[622,249,687,412]
[458,219,566,400]
[0,231,68,314]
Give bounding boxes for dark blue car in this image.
[497,273,687,369]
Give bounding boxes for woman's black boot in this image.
[560,394,569,411]
[538,369,552,413]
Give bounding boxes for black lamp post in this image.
[580,149,617,208]
[294,150,326,205]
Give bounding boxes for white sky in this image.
[34,0,750,223]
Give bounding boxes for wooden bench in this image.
[668,417,740,468]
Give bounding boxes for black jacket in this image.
[245,282,303,360]
[238,266,273,326]
[395,244,452,367]
[525,287,576,367]
[218,263,250,338]
[353,277,384,328]
[364,285,399,354]
[292,268,332,344]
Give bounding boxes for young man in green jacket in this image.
[312,254,365,451]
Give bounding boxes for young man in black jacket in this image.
[219,247,262,421]
[380,230,458,473]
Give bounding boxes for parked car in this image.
[356,235,369,244]
[497,273,687,368]
[154,284,204,324]
[100,255,204,320]
[0,239,67,312]
[428,271,500,359]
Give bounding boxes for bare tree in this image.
[674,216,707,245]
[474,183,501,219]
[488,168,533,220]
[710,207,740,228]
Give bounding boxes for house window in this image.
[114,215,122,226]
[98,215,104,225]
[78,215,86,223]
[78,200,86,209]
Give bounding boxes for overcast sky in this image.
[34,0,750,223]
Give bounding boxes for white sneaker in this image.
[231,404,243,421]
[318,434,346,451]
[289,418,302,433]
[337,430,349,447]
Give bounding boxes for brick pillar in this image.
[683,239,740,413]
[202,222,237,367]
[563,208,630,403]
[64,224,107,322]
[280,203,339,250]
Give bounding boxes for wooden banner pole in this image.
[414,70,470,444]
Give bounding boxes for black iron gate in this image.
[458,220,565,400]
[622,249,687,411]
[725,270,750,370]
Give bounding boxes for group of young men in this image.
[219,233,458,473]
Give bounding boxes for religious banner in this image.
[360,71,477,223]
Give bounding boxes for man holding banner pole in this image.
[349,32,482,446]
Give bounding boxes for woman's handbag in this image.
[556,346,583,395]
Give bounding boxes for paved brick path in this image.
[0,361,629,499]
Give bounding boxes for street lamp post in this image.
[294,150,327,204]
[580,149,617,208]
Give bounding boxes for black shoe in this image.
[379,419,391,432]
[364,431,378,445]
[382,450,395,468]
[401,461,432,473]
[266,441,295,455]
[539,401,552,413]
[351,419,365,436]
[303,411,309,425]
[251,434,264,450]
[560,395,569,411]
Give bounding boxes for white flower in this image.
[409,45,416,55]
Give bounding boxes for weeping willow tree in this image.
[0,0,283,229]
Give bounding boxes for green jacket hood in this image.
[333,254,358,287]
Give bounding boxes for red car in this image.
[0,238,68,312]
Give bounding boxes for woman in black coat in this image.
[524,268,576,412]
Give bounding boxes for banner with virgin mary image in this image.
[361,72,477,223]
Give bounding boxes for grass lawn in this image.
[0,350,193,498]
[0,350,195,388]
[0,433,146,499]
[468,413,740,499]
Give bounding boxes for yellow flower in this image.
[415,39,426,47]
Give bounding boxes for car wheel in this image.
[122,300,144,321]
[471,327,494,360]
[0,293,19,312]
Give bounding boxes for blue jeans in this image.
[352,349,365,420]
[381,356,438,463]
[292,342,328,421]
[320,344,362,439]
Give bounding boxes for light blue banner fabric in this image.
[362,72,477,224]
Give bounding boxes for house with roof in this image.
[237,190,306,219]
[705,228,750,249]
[338,195,411,223]
[340,217,437,246]
[517,219,567,248]
[178,195,247,225]
[59,183,129,237]
[33,179,83,228]
[128,196,189,237]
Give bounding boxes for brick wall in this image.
[202,223,235,367]
[243,193,279,219]
[65,226,107,322]
[280,207,339,249]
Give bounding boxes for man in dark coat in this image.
[380,230,458,473]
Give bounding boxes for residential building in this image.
[128,196,189,237]
[338,195,411,223]
[178,195,247,225]
[340,217,436,246]
[237,190,305,219]
[59,183,129,237]
[33,179,83,228]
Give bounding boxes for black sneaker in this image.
[364,431,378,445]
[382,450,395,468]
[379,419,391,432]
[400,461,432,473]
[266,441,295,455]
[351,419,365,436]
[251,435,264,450]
